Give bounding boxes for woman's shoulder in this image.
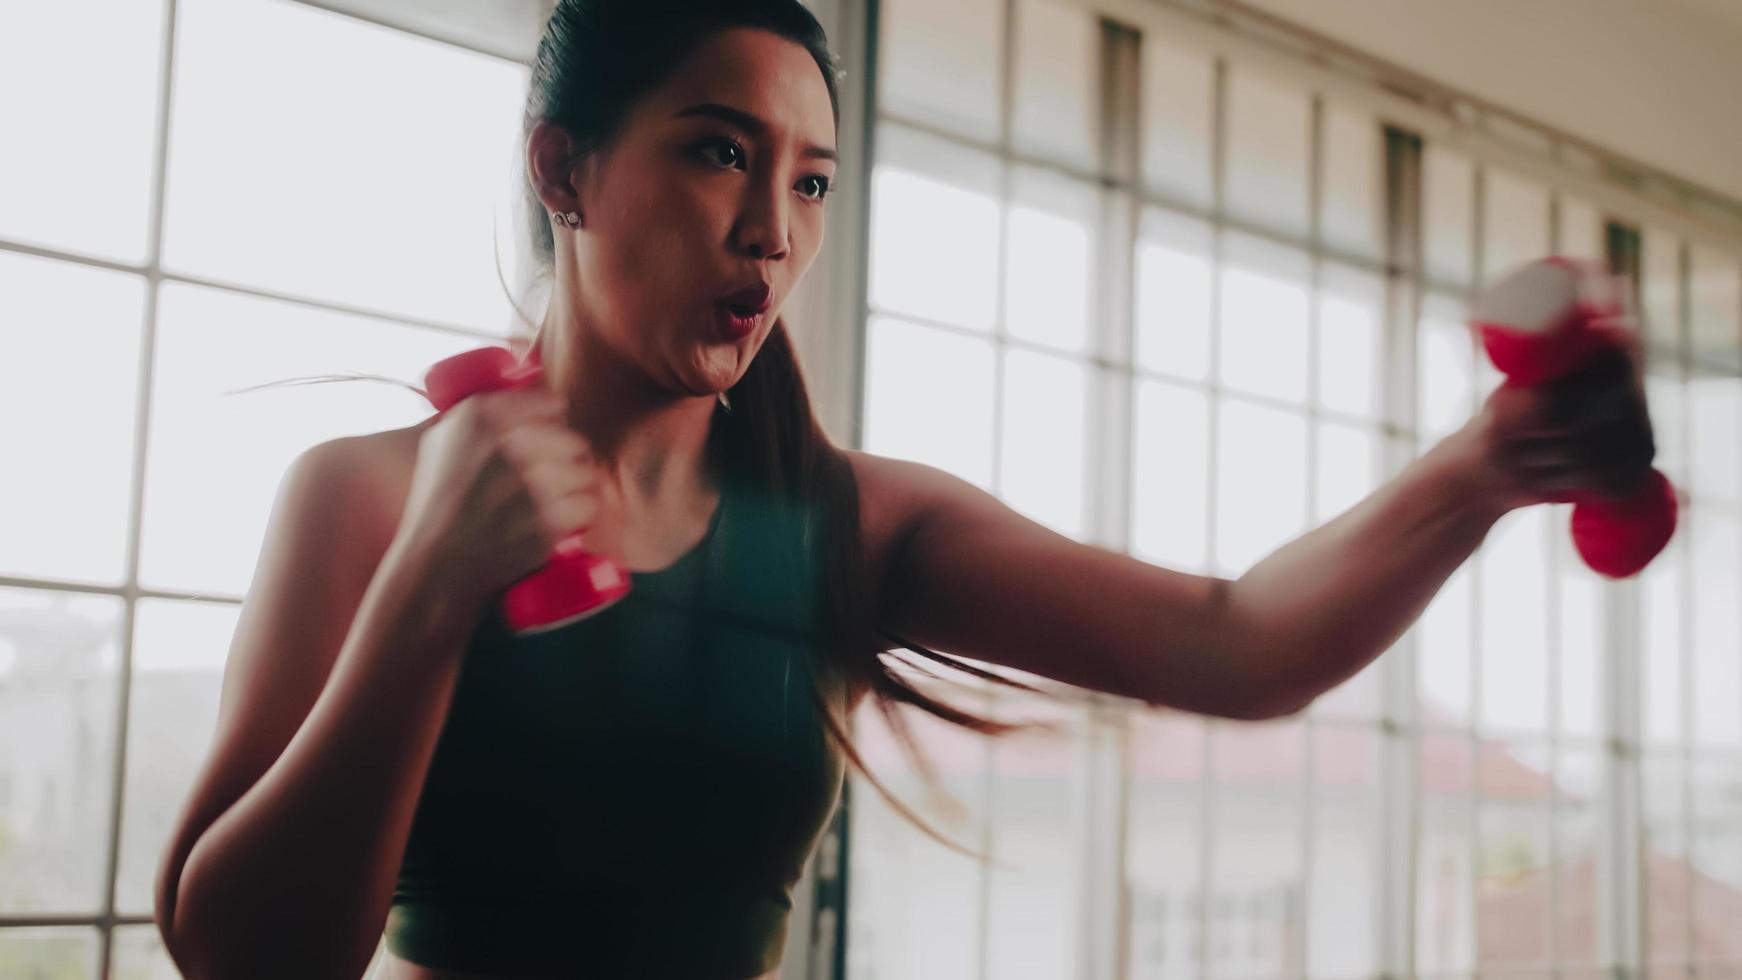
[839,448,938,555]
[296,419,431,543]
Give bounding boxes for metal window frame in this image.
[846,1,1742,979]
[0,2,527,975]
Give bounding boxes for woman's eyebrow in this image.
[672,102,837,162]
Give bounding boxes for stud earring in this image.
[551,210,582,228]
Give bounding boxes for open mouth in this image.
[715,281,772,340]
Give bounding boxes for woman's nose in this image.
[733,183,790,261]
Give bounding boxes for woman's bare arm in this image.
[155,436,487,980]
[862,426,1508,721]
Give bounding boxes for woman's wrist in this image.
[378,529,493,638]
[1427,419,1527,526]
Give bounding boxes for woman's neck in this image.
[534,313,722,525]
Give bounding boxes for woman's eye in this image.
[798,176,832,201]
[697,138,746,169]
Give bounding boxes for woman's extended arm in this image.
[867,347,1652,718]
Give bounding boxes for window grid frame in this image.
[855,2,1742,980]
[0,0,514,974]
[861,7,1404,980]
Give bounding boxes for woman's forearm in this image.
[1222,423,1513,715]
[165,538,484,980]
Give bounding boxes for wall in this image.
[1235,0,1742,206]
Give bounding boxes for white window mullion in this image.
[1295,89,1325,980]
[1193,51,1231,980]
[1378,125,1427,980]
[1080,17,1141,980]
[1599,573,1646,974]
[97,1,182,977]
[977,0,1020,975]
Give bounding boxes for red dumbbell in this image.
[1469,257,1678,578]
[422,345,632,633]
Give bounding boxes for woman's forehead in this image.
[644,29,835,144]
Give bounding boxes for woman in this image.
[150,0,1657,977]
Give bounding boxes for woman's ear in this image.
[526,119,587,219]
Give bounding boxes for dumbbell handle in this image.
[422,346,632,634]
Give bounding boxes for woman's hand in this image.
[1453,321,1659,513]
[394,385,625,611]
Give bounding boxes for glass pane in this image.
[1220,234,1310,404]
[1141,40,1214,210]
[1127,710,1207,980]
[985,697,1084,980]
[1418,294,1474,442]
[0,254,145,586]
[1687,376,1742,503]
[878,0,1003,145]
[1418,566,1474,727]
[138,283,478,598]
[1315,421,1376,523]
[1136,210,1214,381]
[1311,652,1382,721]
[1482,168,1550,284]
[1473,801,1552,964]
[0,927,100,979]
[1480,509,1552,735]
[1318,263,1382,420]
[114,598,239,913]
[1641,752,1689,963]
[0,588,123,914]
[1132,381,1210,572]
[1320,106,1382,262]
[1213,718,1305,786]
[1417,734,1474,974]
[111,923,182,980]
[164,0,527,330]
[1422,146,1475,288]
[1005,169,1094,353]
[1648,374,1688,492]
[1557,197,1606,263]
[1307,726,1378,979]
[1641,228,1683,354]
[1688,248,1741,372]
[1208,719,1305,980]
[1641,534,1687,745]
[870,127,1003,331]
[1000,349,1087,538]
[865,316,996,489]
[847,688,990,980]
[1690,757,1742,960]
[1556,746,1603,964]
[1225,69,1310,241]
[1557,559,1604,740]
[0,1,164,263]
[1691,511,1742,747]
[1011,0,1097,173]
[1215,398,1308,576]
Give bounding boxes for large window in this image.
[846,1,1742,979]
[0,1,526,975]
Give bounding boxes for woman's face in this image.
[554,28,837,397]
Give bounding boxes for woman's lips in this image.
[715,303,759,340]
[714,282,772,341]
